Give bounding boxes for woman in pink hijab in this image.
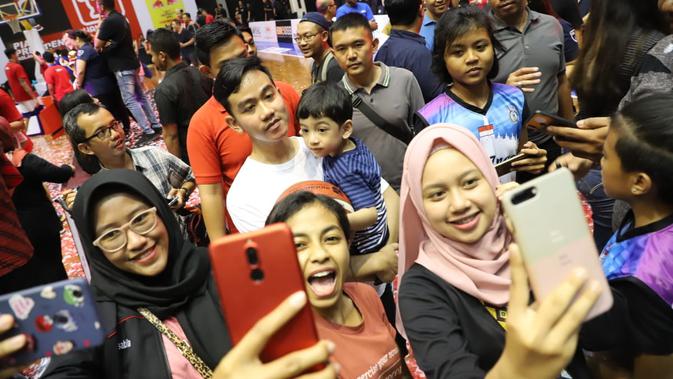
[396,124,600,379]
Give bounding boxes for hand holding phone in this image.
[0,279,104,367]
[501,169,613,321]
[526,111,576,132]
[494,153,527,177]
[209,224,323,371]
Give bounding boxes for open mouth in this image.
[130,247,157,265]
[307,269,337,298]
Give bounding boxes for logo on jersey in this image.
[508,105,519,123]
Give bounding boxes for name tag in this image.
[478,124,496,163]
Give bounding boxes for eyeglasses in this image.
[93,207,159,253]
[293,33,319,43]
[82,120,123,142]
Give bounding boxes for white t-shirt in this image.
[227,137,323,233]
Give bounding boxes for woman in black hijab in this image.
[42,169,336,379]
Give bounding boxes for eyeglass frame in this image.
[92,207,159,253]
[293,32,321,43]
[81,120,124,143]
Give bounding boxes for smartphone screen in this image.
[526,111,576,131]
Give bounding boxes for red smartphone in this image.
[209,223,322,367]
[526,110,577,131]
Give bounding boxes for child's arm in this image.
[347,207,377,232]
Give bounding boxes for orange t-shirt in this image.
[314,283,403,379]
[186,81,300,231]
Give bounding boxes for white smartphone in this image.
[501,168,613,320]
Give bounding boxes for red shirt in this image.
[314,283,403,379]
[205,14,214,24]
[187,81,300,232]
[5,62,34,102]
[0,89,23,123]
[44,65,74,102]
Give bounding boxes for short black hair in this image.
[4,48,16,58]
[67,29,92,44]
[266,191,352,240]
[329,13,372,42]
[58,89,94,116]
[63,102,105,174]
[239,26,253,35]
[43,51,55,63]
[148,28,180,59]
[612,93,673,205]
[195,20,243,67]
[184,12,191,18]
[297,82,352,125]
[385,0,421,26]
[213,56,274,114]
[432,6,500,84]
[101,0,116,10]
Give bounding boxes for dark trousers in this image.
[95,91,132,132]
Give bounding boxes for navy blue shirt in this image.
[375,29,444,103]
[76,43,116,97]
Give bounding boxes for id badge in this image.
[478,124,496,163]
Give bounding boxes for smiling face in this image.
[299,116,351,157]
[332,26,378,78]
[424,0,448,20]
[421,148,497,244]
[297,22,327,59]
[287,202,349,311]
[443,27,493,88]
[76,108,127,164]
[93,193,169,276]
[225,70,289,143]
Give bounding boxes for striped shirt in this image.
[323,138,388,255]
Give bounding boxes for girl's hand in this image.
[213,292,338,379]
[512,142,547,174]
[548,153,594,180]
[0,314,28,379]
[487,244,601,379]
[495,182,520,201]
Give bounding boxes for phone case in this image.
[502,169,613,320]
[0,278,104,367]
[526,111,577,131]
[209,223,322,366]
[494,154,527,177]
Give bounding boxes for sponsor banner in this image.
[275,19,291,44]
[145,0,184,29]
[249,20,277,43]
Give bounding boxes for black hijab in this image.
[72,169,230,369]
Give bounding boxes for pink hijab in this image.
[399,124,511,312]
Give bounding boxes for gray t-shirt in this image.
[491,9,565,144]
[340,62,425,191]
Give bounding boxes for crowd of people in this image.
[0,0,672,378]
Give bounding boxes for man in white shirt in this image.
[214,56,399,283]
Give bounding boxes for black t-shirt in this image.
[97,11,140,72]
[76,43,116,96]
[238,4,249,23]
[550,0,583,28]
[178,26,196,59]
[153,62,213,164]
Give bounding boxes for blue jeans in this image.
[114,69,159,134]
[577,168,615,251]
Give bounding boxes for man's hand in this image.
[512,141,547,174]
[546,117,609,162]
[167,187,187,210]
[548,153,594,180]
[506,67,542,93]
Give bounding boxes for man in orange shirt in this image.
[43,52,74,103]
[187,21,300,238]
[4,48,39,113]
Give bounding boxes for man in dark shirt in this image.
[95,0,161,143]
[178,13,196,64]
[375,0,444,102]
[296,12,344,83]
[149,29,212,164]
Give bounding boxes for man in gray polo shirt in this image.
[330,13,425,191]
[489,0,574,171]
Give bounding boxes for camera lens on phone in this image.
[246,247,259,265]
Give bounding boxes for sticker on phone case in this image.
[9,294,35,320]
[63,284,84,307]
[35,315,54,332]
[53,340,75,355]
[53,310,78,332]
[40,286,56,300]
